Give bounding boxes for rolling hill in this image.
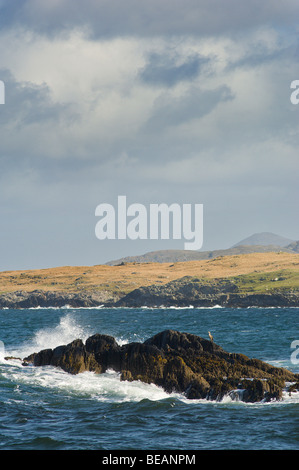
[105,232,297,265]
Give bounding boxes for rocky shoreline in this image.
[115,276,299,308]
[0,277,298,309]
[0,289,115,309]
[20,329,299,403]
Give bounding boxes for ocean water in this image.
[0,306,298,450]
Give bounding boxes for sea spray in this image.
[12,313,92,359]
[1,306,298,450]
[33,313,89,350]
[0,340,5,362]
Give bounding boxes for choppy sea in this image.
[0,306,298,451]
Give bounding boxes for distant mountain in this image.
[285,240,299,253]
[232,232,294,248]
[106,241,297,265]
[105,233,297,266]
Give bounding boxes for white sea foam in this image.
[1,364,177,403]
[33,314,89,349]
[2,312,298,406]
[7,313,92,360]
[26,305,105,310]
[0,340,5,362]
[1,313,173,403]
[139,305,222,310]
[5,312,131,361]
[2,356,298,406]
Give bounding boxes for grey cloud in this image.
[139,53,209,87]
[226,44,299,71]
[0,68,80,188]
[0,2,298,270]
[0,69,74,127]
[1,0,299,38]
[145,85,234,131]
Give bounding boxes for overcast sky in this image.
[0,0,298,270]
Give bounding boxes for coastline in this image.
[0,287,298,309]
[1,252,298,309]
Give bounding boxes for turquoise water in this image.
[0,307,298,450]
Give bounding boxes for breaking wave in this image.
[0,312,297,407]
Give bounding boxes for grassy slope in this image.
[0,252,298,298]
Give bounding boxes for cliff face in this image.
[22,329,299,403]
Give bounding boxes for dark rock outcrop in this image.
[0,290,114,309]
[116,277,299,308]
[23,329,299,403]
